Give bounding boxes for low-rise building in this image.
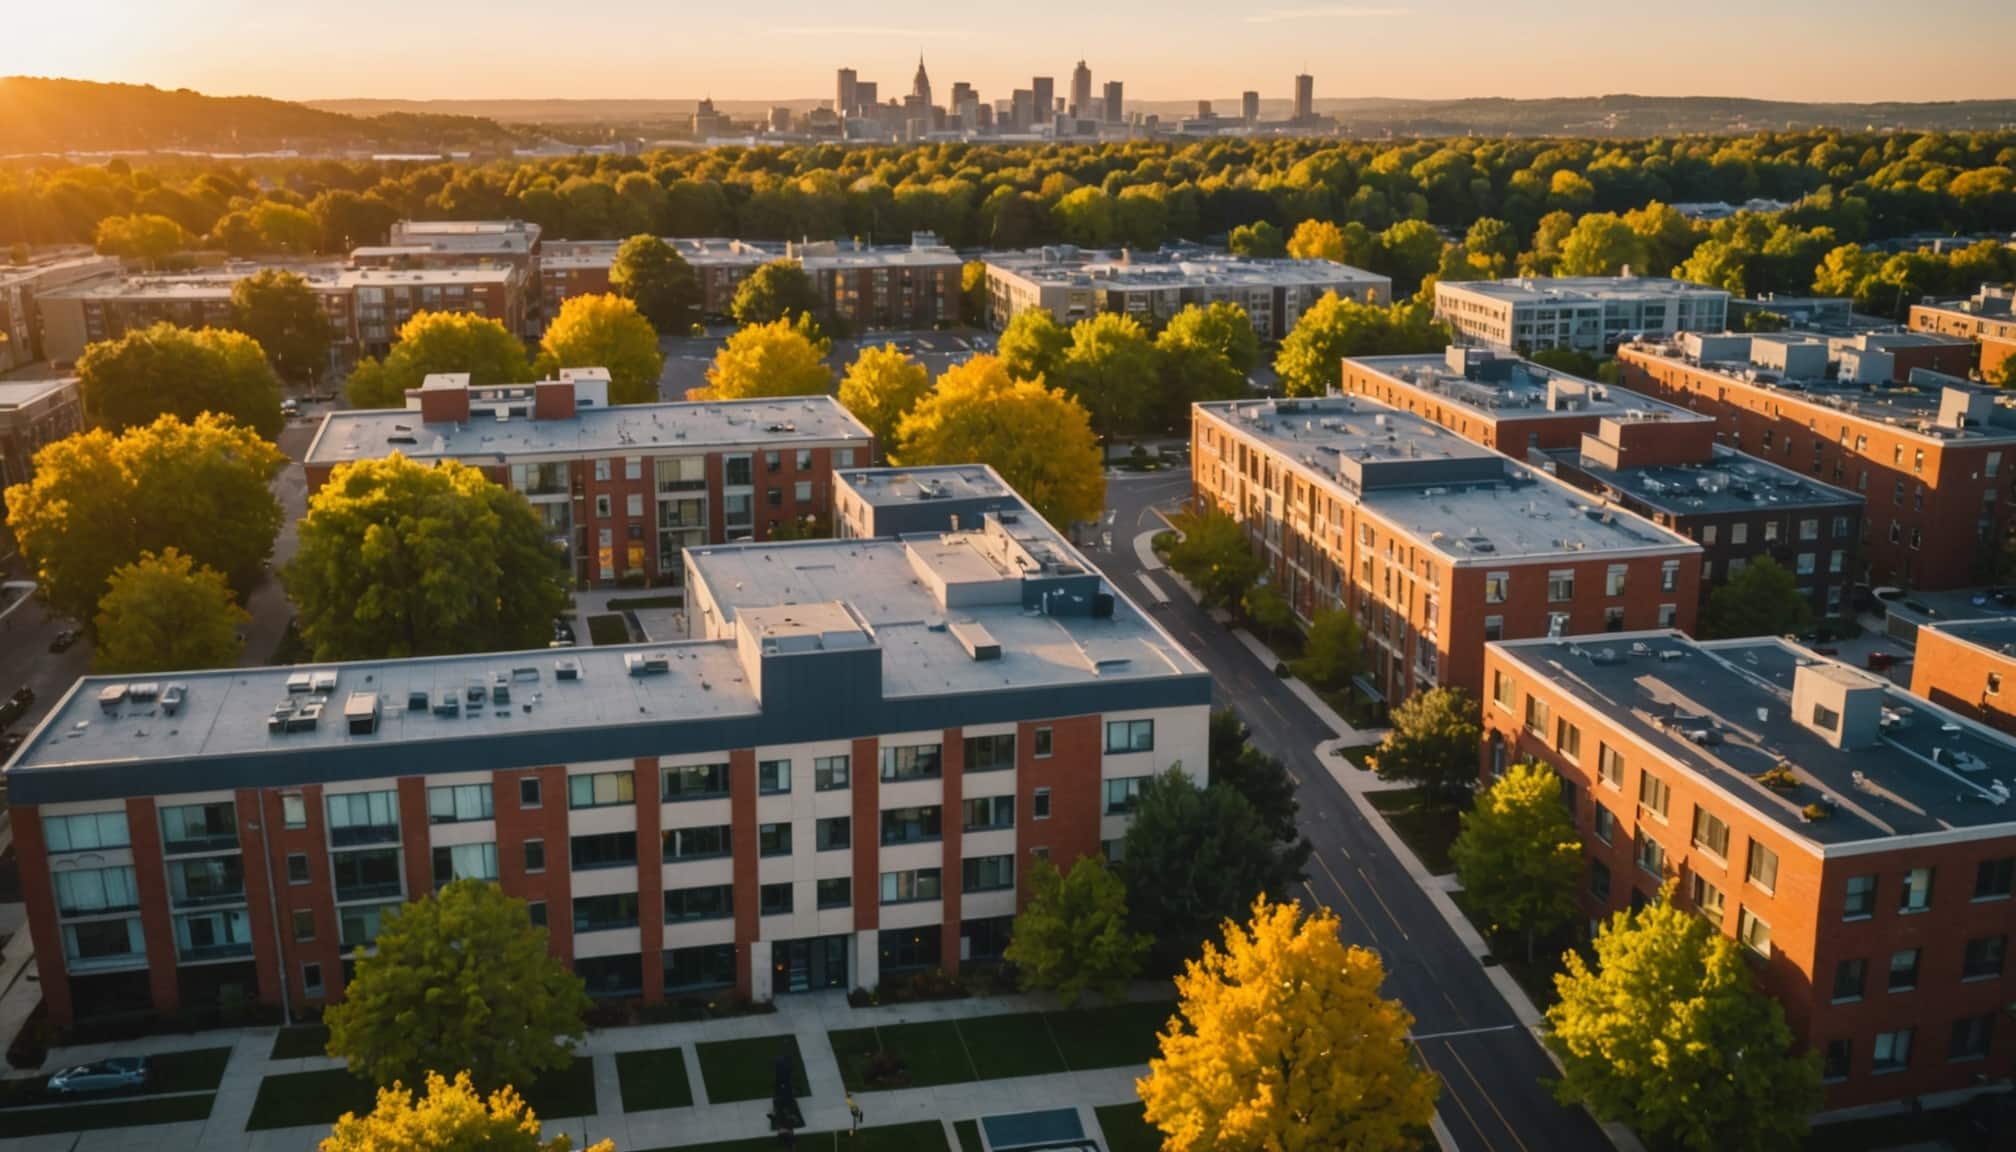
[540,238,778,322]
[833,465,1025,540]
[347,265,528,351]
[1910,619,2016,737]
[1191,395,1701,703]
[791,233,963,330]
[0,250,120,370]
[35,265,358,369]
[986,246,1389,340]
[303,371,874,588]
[381,219,542,271]
[0,378,84,543]
[1434,275,1731,353]
[1486,633,2015,1110]
[2,480,1208,1022]
[1910,287,2016,382]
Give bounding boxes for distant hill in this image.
[0,77,524,154]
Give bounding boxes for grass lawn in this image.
[586,613,631,645]
[0,1092,215,1137]
[1044,1000,1174,1070]
[1337,744,1378,771]
[1366,787,1461,875]
[953,1117,984,1152]
[826,1000,1173,1094]
[615,1047,694,1112]
[959,1010,1068,1080]
[0,1045,233,1109]
[695,1035,809,1104]
[269,1023,330,1060]
[246,1057,597,1130]
[1095,1103,1160,1152]
[829,1021,977,1090]
[638,1120,950,1152]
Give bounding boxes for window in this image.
[53,867,139,916]
[62,919,144,968]
[817,877,852,909]
[1888,948,1920,992]
[303,963,325,997]
[1690,807,1730,859]
[1823,1039,1851,1083]
[1690,874,1725,926]
[1738,908,1772,958]
[663,762,730,801]
[802,817,845,852]
[1492,670,1516,710]
[1872,1029,1913,1074]
[1974,857,2014,901]
[1597,744,1624,790]
[1605,565,1626,596]
[880,925,942,973]
[814,755,850,791]
[759,883,794,916]
[794,481,812,503]
[331,849,401,902]
[573,893,641,933]
[1593,806,1616,845]
[757,759,791,794]
[160,802,237,854]
[287,853,310,885]
[1524,694,1551,736]
[1485,571,1509,603]
[764,450,781,473]
[167,857,245,907]
[1832,957,1867,1003]
[765,487,782,508]
[1635,829,1666,878]
[327,792,399,845]
[1658,603,1679,627]
[1484,615,1503,642]
[1547,570,1574,602]
[1844,874,1877,919]
[724,455,752,486]
[758,823,793,856]
[520,777,542,808]
[1899,866,1934,912]
[524,839,545,874]
[1660,559,1679,592]
[1962,934,2006,980]
[963,855,1015,892]
[1550,717,1582,762]
[662,942,736,991]
[1638,772,1670,820]
[1104,719,1155,753]
[568,772,634,809]
[1589,859,1612,901]
[281,794,307,830]
[594,494,612,518]
[1730,523,1749,545]
[665,884,733,922]
[881,868,942,903]
[663,824,732,861]
[964,734,1016,773]
[292,909,316,942]
[1034,788,1052,820]
[1745,841,1779,894]
[527,901,547,927]
[595,458,612,482]
[1033,727,1053,758]
[571,831,638,870]
[428,783,493,824]
[1950,1015,1995,1063]
[1104,776,1149,815]
[625,456,642,481]
[880,744,943,781]
[963,795,1015,831]
[880,806,941,845]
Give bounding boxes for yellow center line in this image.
[1308,852,1381,946]
[1356,862,1411,942]
[1448,1041,1530,1152]
[1415,1042,1498,1152]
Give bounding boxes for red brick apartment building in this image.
[1911,618,2016,738]
[1911,287,2016,382]
[1486,632,2015,1110]
[541,238,775,323]
[1191,396,1701,704]
[3,484,1208,1021]
[1617,334,2016,589]
[303,370,874,588]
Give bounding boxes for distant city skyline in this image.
[5,0,2014,104]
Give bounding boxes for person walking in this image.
[847,1094,864,1135]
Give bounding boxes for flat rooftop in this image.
[0,377,76,409]
[343,267,517,286]
[1199,397,1698,563]
[836,465,1014,508]
[1923,618,2016,656]
[305,394,872,467]
[989,246,1387,291]
[1349,350,1706,424]
[1441,276,1731,305]
[39,265,352,302]
[541,238,780,271]
[1548,443,1861,518]
[1495,633,2016,846]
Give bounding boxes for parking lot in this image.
[657,329,997,401]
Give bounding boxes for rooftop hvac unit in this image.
[407,689,429,712]
[554,657,582,681]
[97,684,129,712]
[160,684,186,716]
[626,652,671,677]
[344,692,381,736]
[433,690,460,717]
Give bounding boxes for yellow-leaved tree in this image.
[1139,896,1436,1152]
[320,1069,610,1152]
[837,342,930,453]
[896,355,1104,528]
[695,315,832,401]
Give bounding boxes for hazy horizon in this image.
[6,0,2014,106]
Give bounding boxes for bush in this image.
[1759,764,1799,790]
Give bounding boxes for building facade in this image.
[4,488,1208,1024]
[1191,396,1701,704]
[792,234,963,330]
[1910,619,2016,738]
[1910,289,2016,384]
[1485,633,2015,1110]
[540,238,777,323]
[0,378,84,541]
[1435,276,1731,353]
[0,250,120,370]
[986,247,1388,340]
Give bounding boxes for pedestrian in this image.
[847,1094,863,1135]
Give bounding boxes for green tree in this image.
[92,212,188,269]
[76,322,283,439]
[1464,217,1519,277]
[1118,767,1311,972]
[1704,556,1813,638]
[697,315,832,400]
[1450,762,1581,961]
[284,456,568,660]
[1228,220,1286,258]
[1556,213,1647,277]
[960,258,989,324]
[838,342,930,451]
[1274,292,1449,397]
[730,259,820,326]
[535,293,664,405]
[1547,889,1822,1152]
[1206,708,1301,841]
[92,549,247,673]
[1369,686,1482,807]
[345,312,533,409]
[1154,304,1254,426]
[1054,312,1158,440]
[609,233,700,331]
[325,881,591,1093]
[1291,605,1365,692]
[5,415,284,625]
[1005,855,1149,1006]
[1158,301,1258,375]
[897,355,1104,526]
[230,268,332,386]
[998,308,1071,383]
[1164,504,1262,611]
[322,1070,611,1152]
[1377,219,1446,289]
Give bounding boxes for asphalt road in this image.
[1098,472,1611,1152]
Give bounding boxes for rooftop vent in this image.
[160,684,186,715]
[625,652,671,677]
[311,671,338,694]
[344,691,381,736]
[97,684,129,712]
[287,702,324,733]
[285,672,313,694]
[407,689,429,712]
[554,657,583,681]
[433,689,460,717]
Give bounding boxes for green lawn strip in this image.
[1448,890,1572,1011]
[1336,744,1378,771]
[827,1021,975,1091]
[639,1119,951,1152]
[519,1056,597,1120]
[953,1117,985,1152]
[1047,999,1175,1071]
[696,1035,810,1104]
[1094,1102,1160,1152]
[957,1011,1069,1081]
[586,613,631,645]
[245,1058,596,1131]
[0,1045,233,1108]
[269,1024,330,1060]
[615,1046,694,1112]
[0,1092,215,1137]
[1366,787,1460,875]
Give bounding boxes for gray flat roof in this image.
[1348,352,1706,424]
[1440,276,1731,305]
[835,465,1014,508]
[1198,397,1698,563]
[1548,443,1862,518]
[988,246,1387,291]
[1495,633,2016,846]
[1925,618,2016,655]
[304,395,872,467]
[0,377,76,409]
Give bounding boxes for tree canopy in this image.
[1275,292,1448,397]
[1154,302,1258,426]
[76,322,284,439]
[1053,312,1158,440]
[346,311,533,409]
[1291,606,1365,693]
[609,233,700,331]
[1370,686,1483,806]
[1163,504,1262,612]
[896,355,1104,526]
[325,881,591,1093]
[284,456,568,660]
[997,308,1070,384]
[93,212,188,269]
[730,259,820,327]
[321,1070,611,1152]
[837,342,931,451]
[697,315,833,400]
[92,549,247,674]
[1005,855,1149,1006]
[1207,708,1301,842]
[535,293,664,404]
[1450,762,1582,961]
[230,268,334,385]
[1703,556,1814,639]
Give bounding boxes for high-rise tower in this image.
[1293,72,1314,121]
[1070,60,1092,119]
[911,56,933,110]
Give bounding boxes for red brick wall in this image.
[418,387,470,423]
[233,788,284,1010]
[1016,716,1101,881]
[396,778,431,904]
[535,381,577,420]
[10,805,72,1024]
[1910,628,2016,737]
[633,758,665,1002]
[493,766,572,963]
[260,784,346,1007]
[729,748,759,997]
[123,797,179,1015]
[850,736,882,934]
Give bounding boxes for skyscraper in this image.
[911,55,933,111]
[1293,73,1314,121]
[1242,90,1260,124]
[836,68,858,116]
[1070,60,1092,118]
[1032,76,1054,128]
[1103,80,1124,124]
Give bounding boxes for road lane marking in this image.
[1448,1042,1530,1152]
[1415,1045,1498,1152]
[1357,863,1412,941]
[1308,853,1381,946]
[1409,1024,1520,1043]
[1261,697,1288,725]
[1134,571,1170,604]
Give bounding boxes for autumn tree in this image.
[1703,556,1813,638]
[1370,686,1483,806]
[731,259,820,327]
[960,258,989,324]
[1377,219,1446,289]
[535,293,664,404]
[1154,302,1257,424]
[1288,218,1378,267]
[1275,292,1447,397]
[1228,220,1286,258]
[345,312,533,409]
[837,342,930,451]
[284,456,567,660]
[92,549,247,673]
[76,322,283,439]
[5,415,283,625]
[896,355,1104,526]
[230,268,333,386]
[1163,504,1261,611]
[998,307,1070,383]
[1005,856,1149,1006]
[697,315,832,400]
[93,212,188,269]
[1139,897,1437,1152]
[1450,762,1582,961]
[322,1070,611,1152]
[1054,312,1158,440]
[609,233,700,331]
[1291,605,1365,692]
[325,881,591,1093]
[1547,889,1822,1152]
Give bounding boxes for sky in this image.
[4,0,2012,105]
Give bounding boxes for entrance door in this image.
[771,936,849,993]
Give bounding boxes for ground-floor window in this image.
[960,916,1015,963]
[878,925,942,974]
[575,953,643,999]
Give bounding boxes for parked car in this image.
[48,629,79,653]
[1,685,33,728]
[46,1056,150,1096]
